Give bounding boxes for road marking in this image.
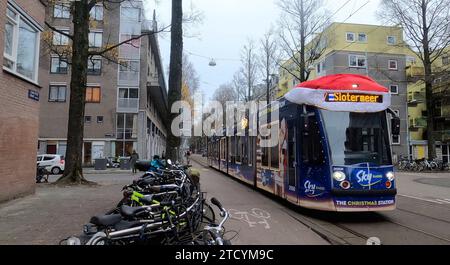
[435,199,450,204]
[398,194,444,204]
[229,208,271,229]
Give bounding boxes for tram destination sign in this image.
[325,92,383,103]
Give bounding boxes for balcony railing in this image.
[406,65,424,79]
[409,117,427,130]
[117,98,139,113]
[118,71,140,87]
[408,91,426,105]
[433,130,450,143]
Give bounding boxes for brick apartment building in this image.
[38,0,168,165]
[0,0,45,202]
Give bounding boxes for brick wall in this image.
[0,0,45,202]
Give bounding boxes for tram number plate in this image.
[325,92,383,103]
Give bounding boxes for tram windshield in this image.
[320,110,391,166]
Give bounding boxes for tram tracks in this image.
[192,156,450,245]
[282,204,450,245]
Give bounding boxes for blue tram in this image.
[207,74,400,212]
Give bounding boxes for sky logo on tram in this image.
[304,180,326,198]
[355,170,383,187]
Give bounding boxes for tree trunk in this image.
[421,0,436,160]
[56,0,93,185]
[166,0,183,160]
[299,0,306,82]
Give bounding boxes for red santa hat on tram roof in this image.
[285,74,391,113]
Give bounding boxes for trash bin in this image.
[94,158,107,170]
[120,158,131,170]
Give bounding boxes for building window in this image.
[49,85,66,102]
[86,87,101,103]
[53,4,70,19]
[121,6,141,21]
[90,5,103,21]
[53,29,70,46]
[97,116,104,123]
[389,59,398,70]
[85,116,92,124]
[387,36,396,45]
[116,113,138,140]
[3,4,40,82]
[443,56,449,65]
[390,84,399,94]
[346,32,355,42]
[119,87,139,100]
[316,60,325,75]
[349,54,367,68]
[89,31,102,48]
[358,33,367,42]
[392,135,400,145]
[87,57,102,75]
[50,56,68,74]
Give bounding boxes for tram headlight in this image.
[333,171,346,182]
[386,172,395,181]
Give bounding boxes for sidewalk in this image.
[83,167,132,174]
[0,173,134,245]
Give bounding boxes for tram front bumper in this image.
[331,189,397,212]
[331,189,397,196]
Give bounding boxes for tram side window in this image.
[243,138,248,165]
[302,114,325,165]
[236,137,242,163]
[271,144,280,169]
[261,137,269,168]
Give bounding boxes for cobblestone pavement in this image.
[0,174,135,245]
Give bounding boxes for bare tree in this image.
[213,83,238,107]
[182,53,200,96]
[240,40,260,101]
[40,0,170,185]
[259,28,279,104]
[277,0,330,82]
[379,0,450,159]
[231,71,248,101]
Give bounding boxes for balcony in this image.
[409,117,427,131]
[407,91,426,106]
[433,130,450,143]
[406,65,424,80]
[118,71,140,87]
[117,98,139,113]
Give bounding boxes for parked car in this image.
[37,154,65,175]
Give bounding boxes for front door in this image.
[286,120,298,203]
[84,142,92,165]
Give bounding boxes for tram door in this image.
[286,120,298,203]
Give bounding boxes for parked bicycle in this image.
[60,159,232,246]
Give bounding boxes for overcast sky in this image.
[143,0,382,100]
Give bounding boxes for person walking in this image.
[130,150,139,174]
[185,150,191,165]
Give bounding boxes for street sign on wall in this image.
[28,89,39,101]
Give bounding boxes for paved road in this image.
[192,155,450,245]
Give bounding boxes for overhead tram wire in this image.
[184,0,356,66]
